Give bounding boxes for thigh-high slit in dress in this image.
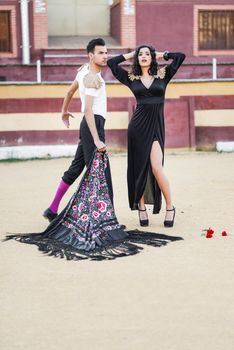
[107,52,185,214]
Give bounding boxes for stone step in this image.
[42,47,131,64]
[48,35,121,48]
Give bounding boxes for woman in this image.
[107,46,185,227]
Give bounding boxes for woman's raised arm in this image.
[164,52,186,82]
[107,53,133,87]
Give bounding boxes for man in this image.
[43,38,113,222]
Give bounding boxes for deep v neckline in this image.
[140,77,155,90]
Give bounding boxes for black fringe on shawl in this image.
[3,229,183,261]
[3,151,183,261]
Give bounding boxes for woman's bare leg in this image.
[150,141,174,221]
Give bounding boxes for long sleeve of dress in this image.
[107,55,131,87]
[165,52,186,83]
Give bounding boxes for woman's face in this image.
[138,47,152,67]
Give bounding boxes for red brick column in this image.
[121,0,136,48]
[33,0,48,49]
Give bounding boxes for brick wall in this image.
[111,1,121,43]
[33,0,48,49]
[136,0,234,58]
[121,0,136,48]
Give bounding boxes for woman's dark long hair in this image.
[131,44,158,76]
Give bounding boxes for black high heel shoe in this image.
[164,206,176,227]
[43,208,57,223]
[138,206,149,227]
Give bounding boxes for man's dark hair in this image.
[131,44,158,76]
[86,38,106,53]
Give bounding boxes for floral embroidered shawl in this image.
[5,151,183,260]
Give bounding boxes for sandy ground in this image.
[0,151,234,350]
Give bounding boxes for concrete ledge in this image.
[0,145,77,160]
[216,141,234,152]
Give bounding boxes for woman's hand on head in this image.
[156,51,165,59]
[123,51,135,60]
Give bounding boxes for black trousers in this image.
[62,114,113,203]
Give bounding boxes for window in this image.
[0,11,12,52]
[198,10,234,50]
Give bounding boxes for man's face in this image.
[89,45,108,67]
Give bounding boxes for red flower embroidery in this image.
[78,203,83,212]
[92,211,99,218]
[93,160,99,169]
[221,231,228,236]
[97,201,107,212]
[81,214,88,221]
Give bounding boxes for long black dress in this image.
[107,52,185,214]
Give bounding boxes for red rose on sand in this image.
[206,233,213,238]
[207,228,214,235]
[221,231,228,236]
[97,201,107,212]
[206,227,214,238]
